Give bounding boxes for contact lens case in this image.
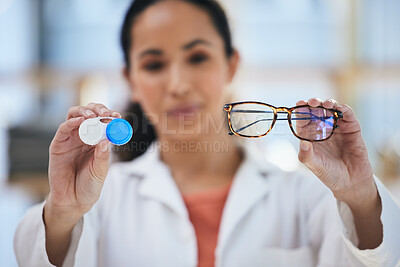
[78,117,133,146]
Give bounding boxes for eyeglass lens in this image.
[290,106,335,141]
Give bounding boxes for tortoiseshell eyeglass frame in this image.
[223,101,344,142]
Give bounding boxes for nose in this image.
[167,64,192,97]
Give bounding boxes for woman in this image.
[14,0,400,266]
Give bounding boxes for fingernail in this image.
[85,110,95,116]
[301,141,310,151]
[100,108,109,115]
[100,140,111,152]
[112,112,120,117]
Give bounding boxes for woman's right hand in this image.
[44,103,121,226]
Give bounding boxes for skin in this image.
[43,1,382,266]
[297,98,383,250]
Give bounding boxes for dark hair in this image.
[118,0,234,161]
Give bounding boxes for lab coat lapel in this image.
[133,142,275,251]
[137,144,188,219]
[216,147,273,255]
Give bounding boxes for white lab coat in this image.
[14,143,400,267]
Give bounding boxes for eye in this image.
[189,53,208,64]
[144,62,164,71]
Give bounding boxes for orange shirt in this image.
[182,184,231,267]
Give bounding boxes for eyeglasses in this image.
[223,101,343,142]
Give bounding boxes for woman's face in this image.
[126,0,238,141]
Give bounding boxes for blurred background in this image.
[1,0,399,265]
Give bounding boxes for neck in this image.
[158,131,243,194]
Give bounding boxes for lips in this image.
[167,104,202,117]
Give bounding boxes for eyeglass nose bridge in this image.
[276,107,291,118]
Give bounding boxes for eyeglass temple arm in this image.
[233,116,338,135]
[230,110,337,132]
[232,109,337,121]
[291,111,342,128]
[233,118,272,133]
[232,110,344,134]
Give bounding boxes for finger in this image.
[53,117,85,143]
[336,104,358,123]
[111,111,122,118]
[91,140,111,182]
[296,100,307,106]
[67,106,97,120]
[298,141,325,178]
[292,105,311,128]
[308,97,323,108]
[331,99,339,107]
[87,103,112,117]
[322,99,339,109]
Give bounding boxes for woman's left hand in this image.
[297,98,384,250]
[297,98,377,206]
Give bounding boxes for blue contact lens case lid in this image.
[106,118,133,145]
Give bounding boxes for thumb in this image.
[298,141,321,175]
[91,140,111,181]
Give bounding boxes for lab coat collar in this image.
[131,141,276,243]
[216,144,275,255]
[135,142,189,219]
